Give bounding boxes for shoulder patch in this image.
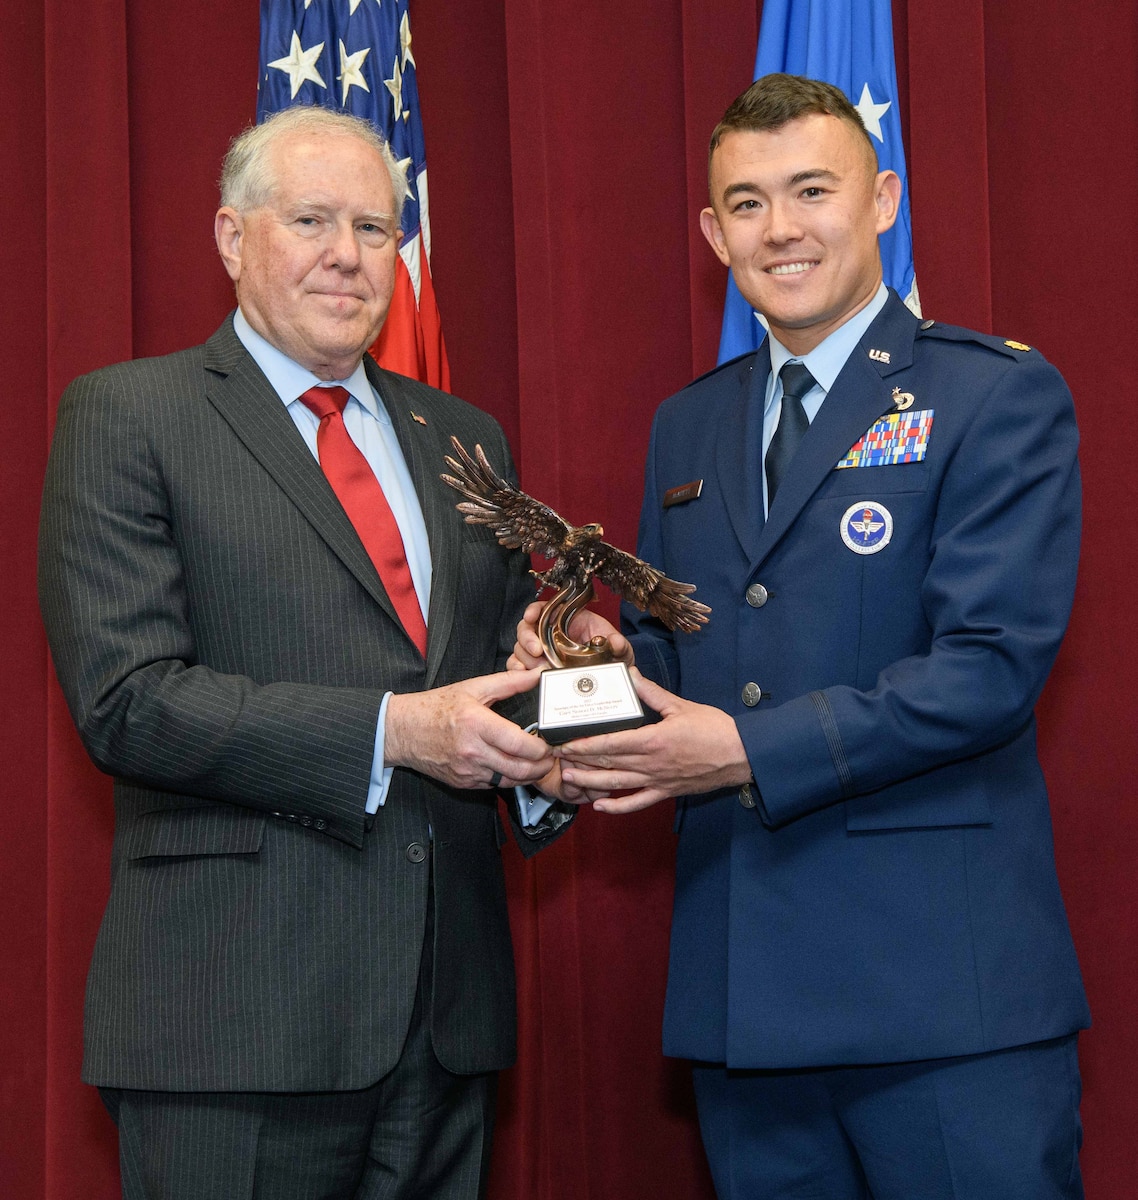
[915,321,1037,359]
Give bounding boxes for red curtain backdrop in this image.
[4,2,1136,1197]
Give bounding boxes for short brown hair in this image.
[709,73,876,169]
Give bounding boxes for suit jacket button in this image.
[313,818,327,832]
[746,583,768,608]
[739,783,756,809]
[406,842,427,864]
[299,815,313,827]
[286,813,299,822]
[741,682,762,707]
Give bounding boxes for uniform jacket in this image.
[626,290,1090,1068]
[38,316,561,1092]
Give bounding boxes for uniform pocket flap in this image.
[847,770,993,832]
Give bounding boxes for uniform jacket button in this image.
[406,842,427,864]
[739,783,756,809]
[746,583,769,608]
[741,682,762,707]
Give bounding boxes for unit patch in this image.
[836,410,933,469]
[840,502,893,555]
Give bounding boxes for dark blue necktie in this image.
[765,361,816,506]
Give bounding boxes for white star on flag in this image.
[854,82,891,142]
[269,31,327,99]
[338,40,371,103]
[384,56,406,121]
[399,11,416,70]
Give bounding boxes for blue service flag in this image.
[716,0,919,363]
[258,0,449,387]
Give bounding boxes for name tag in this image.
[836,410,934,469]
[663,479,703,507]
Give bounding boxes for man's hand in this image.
[385,669,553,789]
[530,760,595,806]
[557,672,752,813]
[507,600,634,671]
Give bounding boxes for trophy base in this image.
[538,661,645,745]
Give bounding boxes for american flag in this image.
[258,0,450,389]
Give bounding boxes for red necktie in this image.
[300,386,428,657]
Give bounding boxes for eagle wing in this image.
[594,542,711,634]
[441,437,572,558]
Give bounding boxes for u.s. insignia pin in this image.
[840,501,893,554]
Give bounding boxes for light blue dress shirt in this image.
[233,310,549,826]
[761,283,889,517]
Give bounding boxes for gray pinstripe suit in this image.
[39,315,561,1095]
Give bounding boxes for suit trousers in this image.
[101,866,498,1200]
[691,1035,1084,1200]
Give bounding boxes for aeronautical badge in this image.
[840,502,893,555]
[891,387,915,411]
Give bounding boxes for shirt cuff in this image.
[366,692,396,815]
[516,722,554,827]
[515,786,555,828]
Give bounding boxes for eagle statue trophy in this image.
[441,437,710,668]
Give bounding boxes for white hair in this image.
[219,105,409,216]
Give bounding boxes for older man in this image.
[515,75,1089,1198]
[39,105,569,1200]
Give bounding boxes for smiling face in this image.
[215,128,401,380]
[700,113,900,357]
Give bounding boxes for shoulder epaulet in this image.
[686,348,758,389]
[915,319,1037,359]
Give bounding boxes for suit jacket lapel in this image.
[752,293,919,569]
[714,353,768,564]
[201,319,403,626]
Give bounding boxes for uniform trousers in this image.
[100,870,498,1200]
[692,1035,1083,1200]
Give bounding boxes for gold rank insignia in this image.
[1004,340,1031,352]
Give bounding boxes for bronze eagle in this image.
[441,437,711,640]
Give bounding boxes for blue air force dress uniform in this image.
[624,287,1089,1073]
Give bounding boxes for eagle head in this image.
[565,523,604,549]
